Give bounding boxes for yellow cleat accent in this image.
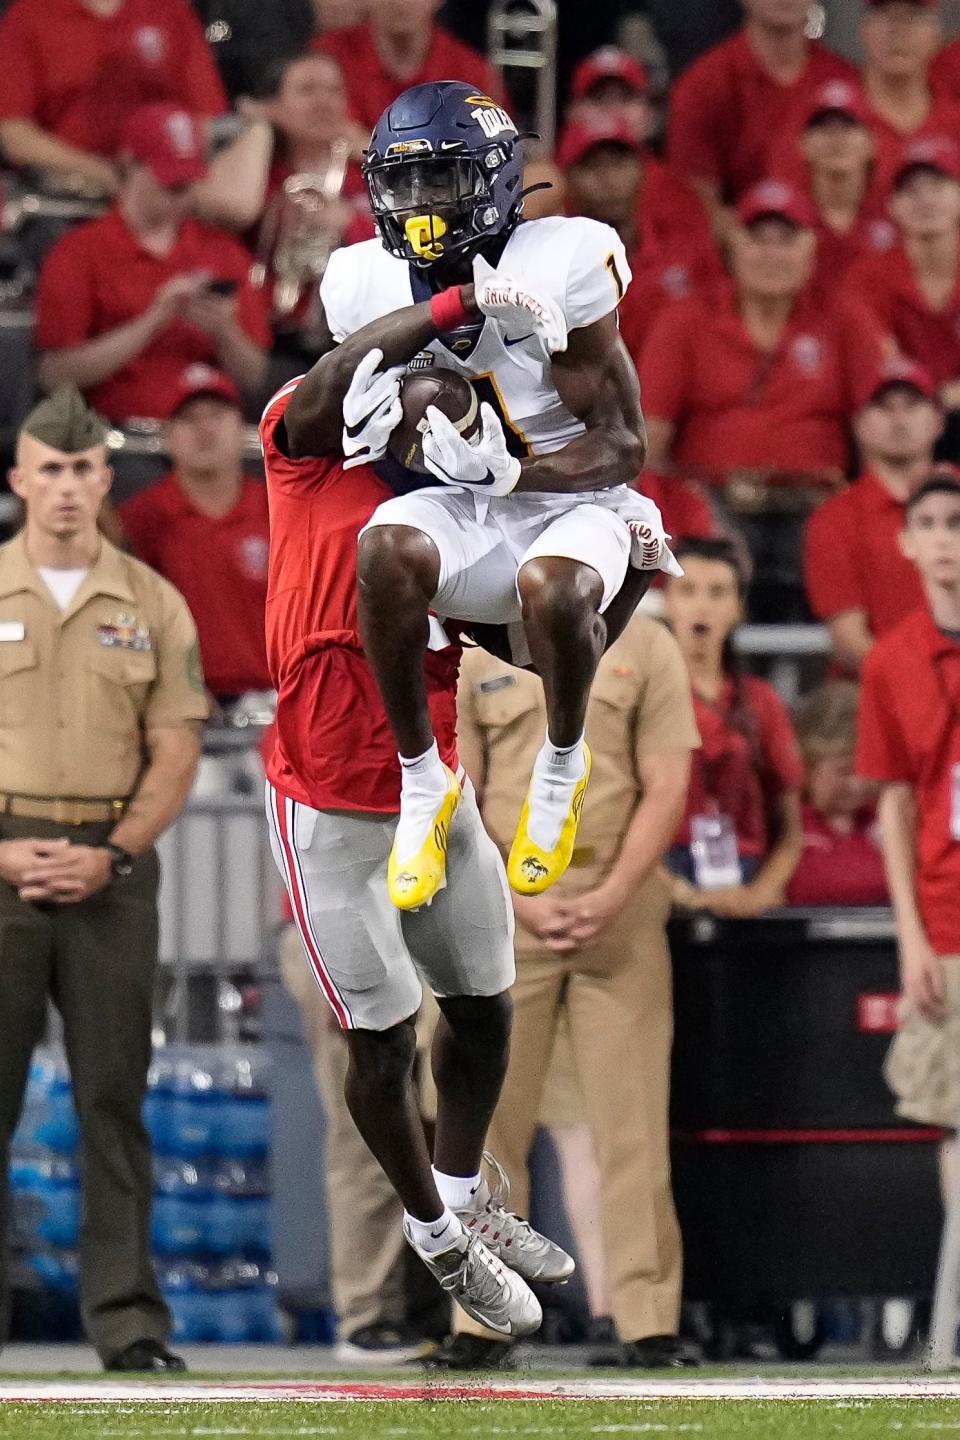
[388,766,461,911]
[507,744,592,896]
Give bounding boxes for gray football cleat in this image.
[402,1219,542,1338]
[455,1152,576,1284]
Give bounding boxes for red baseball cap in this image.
[124,104,208,188]
[893,135,960,188]
[803,79,870,129]
[556,115,644,169]
[570,47,648,100]
[736,179,815,229]
[167,363,242,418]
[857,354,939,411]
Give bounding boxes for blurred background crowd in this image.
[4,0,960,1371]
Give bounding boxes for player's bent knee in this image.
[517,556,605,627]
[357,524,441,601]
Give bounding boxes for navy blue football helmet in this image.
[363,81,526,268]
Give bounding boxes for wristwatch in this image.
[104,842,135,878]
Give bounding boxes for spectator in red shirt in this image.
[804,356,939,673]
[0,0,226,198]
[558,116,719,363]
[640,180,885,484]
[666,0,855,222]
[858,0,960,197]
[314,0,504,133]
[843,137,960,439]
[771,80,898,289]
[35,104,270,425]
[787,680,888,906]
[566,47,654,148]
[662,537,804,919]
[117,364,270,705]
[932,28,960,102]
[857,470,960,1197]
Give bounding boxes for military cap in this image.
[21,384,109,452]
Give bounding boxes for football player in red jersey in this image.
[262,359,562,1352]
[261,271,654,1360]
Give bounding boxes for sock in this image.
[539,733,586,774]
[526,733,586,851]
[399,740,444,782]
[433,1166,484,1210]
[394,740,454,862]
[404,1206,464,1254]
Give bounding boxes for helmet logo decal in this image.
[405,213,448,259]
[386,138,432,155]
[471,106,516,140]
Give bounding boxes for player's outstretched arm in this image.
[514,313,646,494]
[283,289,479,460]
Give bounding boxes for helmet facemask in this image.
[364,146,521,267]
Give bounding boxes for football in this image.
[388,368,480,475]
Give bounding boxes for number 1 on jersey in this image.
[605,252,625,302]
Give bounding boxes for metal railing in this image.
[157,733,281,971]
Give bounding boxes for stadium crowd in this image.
[2,0,960,1370]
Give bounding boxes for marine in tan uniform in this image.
[0,386,207,1371]
[452,611,700,1369]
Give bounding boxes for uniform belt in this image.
[0,794,129,825]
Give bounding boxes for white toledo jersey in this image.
[320,215,632,457]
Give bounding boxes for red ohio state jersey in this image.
[260,379,462,814]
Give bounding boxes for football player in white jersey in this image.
[282,81,680,911]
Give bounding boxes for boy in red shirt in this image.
[788,680,888,907]
[804,356,940,673]
[857,469,960,1197]
[663,537,805,918]
[118,365,271,705]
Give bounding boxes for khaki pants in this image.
[0,817,167,1362]
[458,904,682,1343]
[280,924,406,1337]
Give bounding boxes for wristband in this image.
[430,286,473,333]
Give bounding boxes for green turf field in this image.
[1,1397,959,1438]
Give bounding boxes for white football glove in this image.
[422,402,522,497]
[341,347,403,470]
[473,254,568,354]
[614,495,685,576]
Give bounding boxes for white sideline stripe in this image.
[3,1378,960,1402]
